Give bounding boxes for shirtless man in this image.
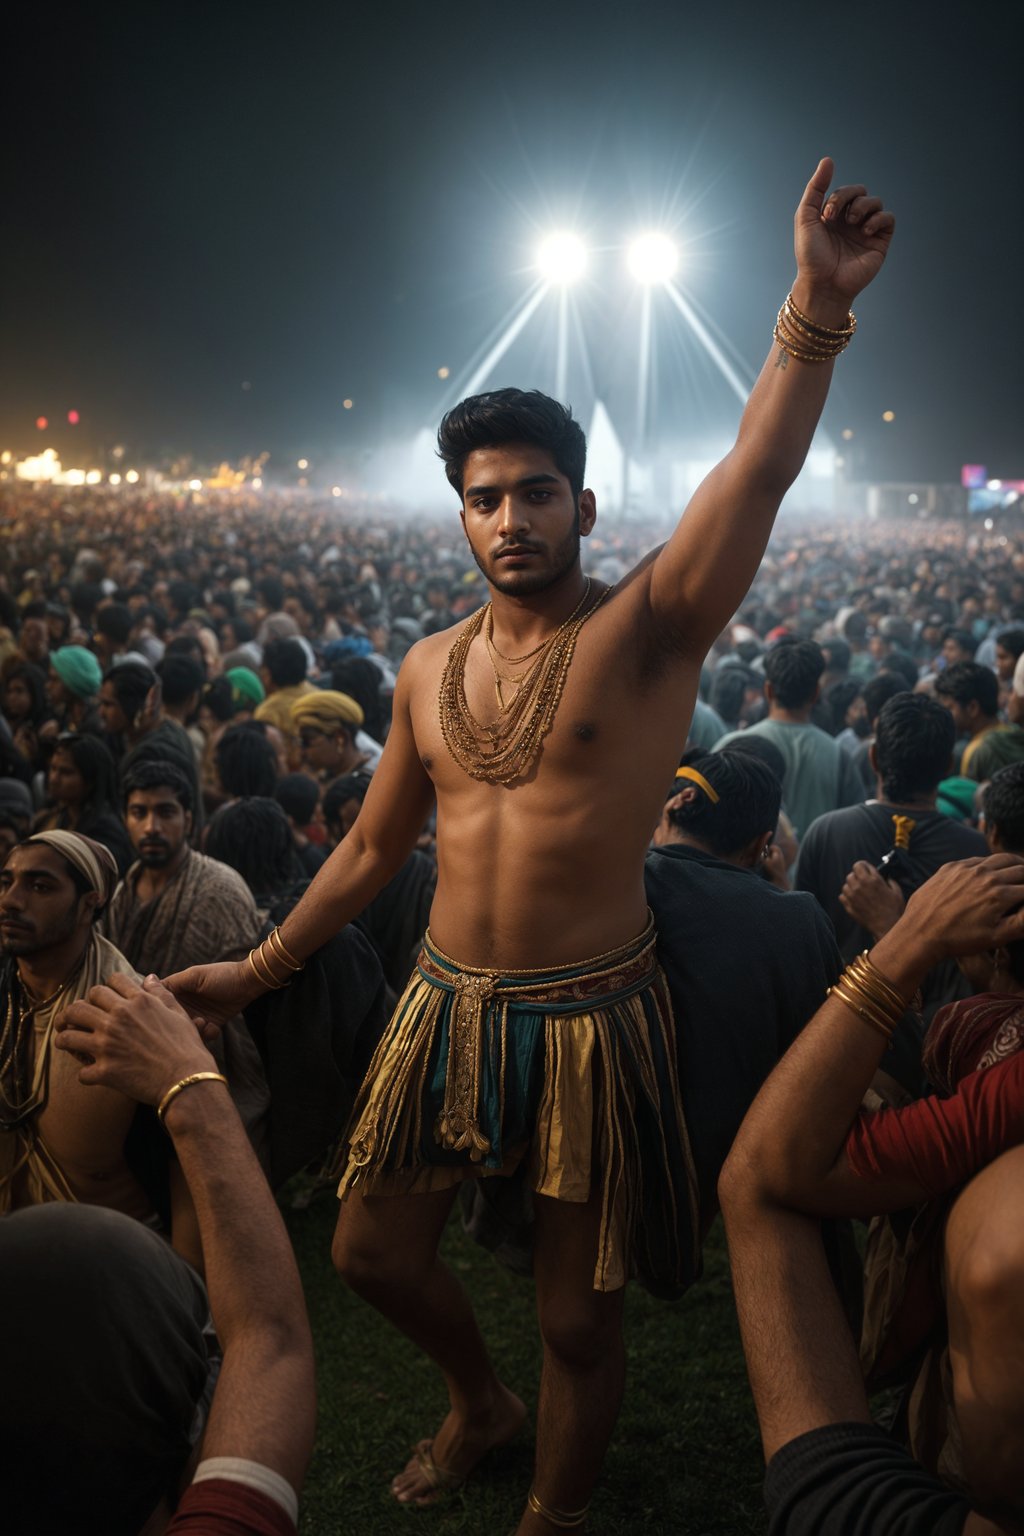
[168,158,894,1532]
[0,830,200,1267]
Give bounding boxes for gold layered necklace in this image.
[439,578,606,786]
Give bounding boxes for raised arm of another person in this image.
[165,653,436,1022]
[646,158,894,655]
[55,973,315,1522]
[720,856,1024,1221]
[726,1201,1004,1534]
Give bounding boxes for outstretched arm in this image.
[719,856,1024,1221]
[165,651,435,1021]
[648,158,894,655]
[56,974,316,1496]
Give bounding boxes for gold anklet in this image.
[527,1488,589,1528]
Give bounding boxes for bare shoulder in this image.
[399,611,483,683]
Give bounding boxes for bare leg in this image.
[514,1190,626,1533]
[332,1185,526,1504]
[945,1146,1024,1529]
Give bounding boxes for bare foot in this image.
[390,1384,527,1506]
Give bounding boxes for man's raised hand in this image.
[795,157,895,309]
[54,972,218,1105]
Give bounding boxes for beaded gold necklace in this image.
[438,579,606,785]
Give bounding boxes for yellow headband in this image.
[674,767,720,803]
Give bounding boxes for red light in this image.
[35,416,48,430]
[67,409,80,425]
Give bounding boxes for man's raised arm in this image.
[648,158,894,655]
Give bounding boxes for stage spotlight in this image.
[536,232,587,285]
[627,233,679,285]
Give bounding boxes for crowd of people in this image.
[2,473,1024,1531]
[0,171,1021,1532]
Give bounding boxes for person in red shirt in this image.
[720,856,1024,1534]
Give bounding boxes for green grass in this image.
[286,1193,768,1535]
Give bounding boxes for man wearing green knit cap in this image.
[46,646,103,735]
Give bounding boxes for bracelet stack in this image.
[157,1071,228,1123]
[827,950,907,1043]
[774,291,856,363]
[247,926,305,991]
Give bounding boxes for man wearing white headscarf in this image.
[0,829,200,1264]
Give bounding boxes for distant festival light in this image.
[85,469,102,484]
[841,428,854,441]
[627,233,679,285]
[67,409,80,425]
[35,416,48,431]
[188,479,203,491]
[437,366,450,380]
[343,399,354,410]
[331,485,342,497]
[536,232,588,285]
[297,458,309,470]
[109,473,122,486]
[251,476,263,489]
[125,469,140,484]
[882,410,895,423]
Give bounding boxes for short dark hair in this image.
[941,626,976,659]
[821,638,851,674]
[103,661,159,720]
[876,650,918,690]
[156,655,205,707]
[215,722,278,798]
[274,772,320,824]
[437,388,587,501]
[823,679,862,736]
[95,604,132,646]
[764,639,824,710]
[200,676,236,725]
[667,751,781,856]
[717,734,786,784]
[996,627,1024,663]
[983,762,1024,854]
[322,772,372,830]
[934,662,999,717]
[862,673,909,728]
[873,695,955,802]
[263,637,307,688]
[121,758,194,814]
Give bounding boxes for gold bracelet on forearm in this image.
[774,292,856,363]
[827,950,908,1043]
[157,1071,228,1123]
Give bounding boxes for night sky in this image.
[4,0,1021,484]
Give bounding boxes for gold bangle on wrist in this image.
[248,945,288,990]
[827,950,908,1044]
[157,1071,228,1123]
[785,291,856,338]
[774,292,856,364]
[267,926,303,973]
